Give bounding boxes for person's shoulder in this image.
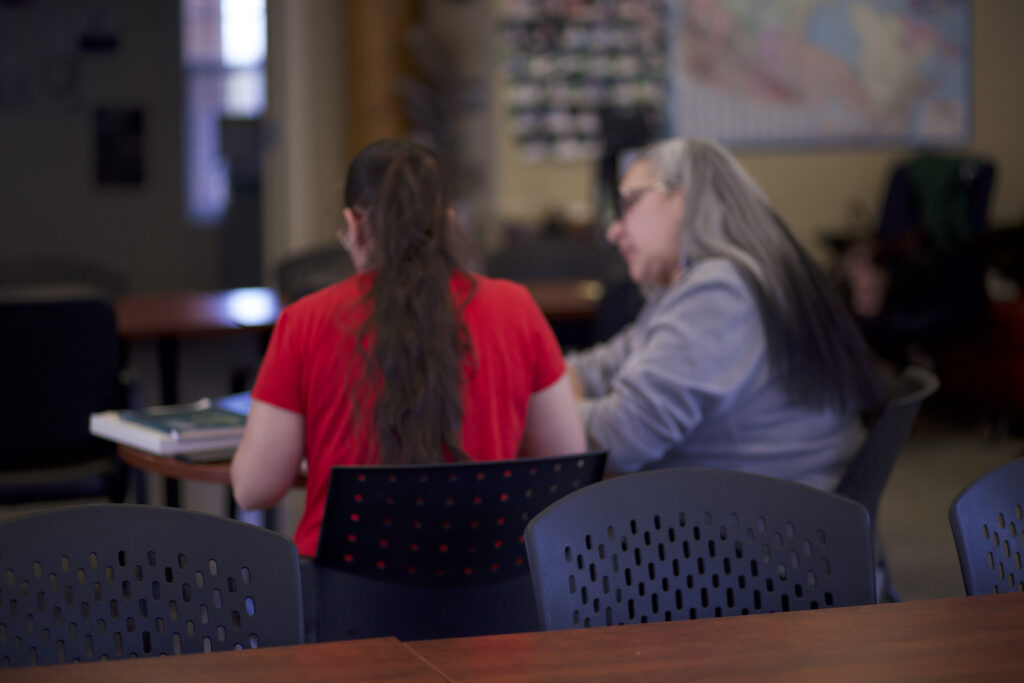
[282,273,369,321]
[684,257,747,287]
[659,258,756,313]
[462,273,534,306]
[674,258,752,296]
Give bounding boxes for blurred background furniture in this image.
[276,244,354,304]
[525,468,875,630]
[936,221,1024,429]
[302,451,607,642]
[835,365,939,601]
[0,291,128,506]
[832,154,996,367]
[0,503,303,667]
[948,457,1024,595]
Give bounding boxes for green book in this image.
[119,394,249,442]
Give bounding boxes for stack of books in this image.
[89,393,251,456]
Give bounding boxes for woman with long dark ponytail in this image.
[232,140,584,556]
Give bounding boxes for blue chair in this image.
[303,451,607,642]
[0,504,302,668]
[835,365,939,600]
[948,458,1024,595]
[525,468,875,630]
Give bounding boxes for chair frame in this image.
[0,295,128,504]
[304,451,607,642]
[0,504,302,668]
[526,468,875,631]
[948,458,1024,595]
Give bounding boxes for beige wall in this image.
[493,0,1024,262]
[262,0,348,279]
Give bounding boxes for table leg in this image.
[157,337,181,506]
[165,479,180,507]
[157,337,180,405]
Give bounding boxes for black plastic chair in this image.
[948,458,1024,595]
[0,504,303,668]
[835,366,939,599]
[0,293,128,505]
[303,451,607,642]
[525,468,875,630]
[836,366,939,529]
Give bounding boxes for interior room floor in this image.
[879,407,1021,601]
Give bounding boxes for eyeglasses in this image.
[613,181,673,220]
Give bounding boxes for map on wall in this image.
[667,0,971,146]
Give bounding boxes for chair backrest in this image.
[307,451,606,641]
[525,468,875,630]
[0,295,128,504]
[948,458,1024,595]
[835,366,939,529]
[276,245,354,303]
[0,504,303,668]
[0,296,121,467]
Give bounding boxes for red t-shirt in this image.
[252,271,566,556]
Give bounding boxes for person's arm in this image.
[565,315,639,398]
[230,399,305,510]
[567,364,585,399]
[580,263,763,474]
[519,372,587,458]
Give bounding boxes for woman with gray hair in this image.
[568,138,886,489]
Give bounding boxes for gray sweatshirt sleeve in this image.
[565,319,637,398]
[577,261,765,474]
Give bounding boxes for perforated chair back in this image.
[306,451,606,641]
[948,458,1024,595]
[0,505,302,668]
[526,468,875,630]
[835,365,939,529]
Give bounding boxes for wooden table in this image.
[407,592,1024,681]
[115,444,306,487]
[113,282,597,401]
[114,287,282,404]
[3,637,444,682]
[6,594,1024,680]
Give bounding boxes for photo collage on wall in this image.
[498,0,667,162]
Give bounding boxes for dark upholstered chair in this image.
[948,458,1024,595]
[302,451,607,642]
[0,293,128,505]
[525,468,875,630]
[0,504,302,668]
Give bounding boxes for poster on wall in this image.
[498,0,667,162]
[667,0,972,147]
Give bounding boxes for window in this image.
[181,0,266,225]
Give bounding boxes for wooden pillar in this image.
[345,0,416,153]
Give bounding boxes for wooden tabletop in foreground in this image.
[407,592,1024,681]
[4,593,1023,681]
[2,637,445,683]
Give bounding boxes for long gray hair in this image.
[638,138,886,414]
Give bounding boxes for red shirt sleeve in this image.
[251,305,306,414]
[519,286,566,392]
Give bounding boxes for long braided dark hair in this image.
[344,139,473,464]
